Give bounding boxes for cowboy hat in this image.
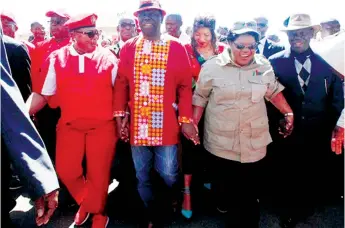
[281,13,321,32]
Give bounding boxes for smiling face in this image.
[229,34,257,66]
[193,27,212,48]
[138,9,162,39]
[287,27,314,53]
[31,23,45,40]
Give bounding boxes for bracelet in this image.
[125,112,130,115]
[284,112,294,117]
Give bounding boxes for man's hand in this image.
[331,126,344,155]
[181,122,200,145]
[35,189,59,226]
[116,116,129,142]
[278,115,294,138]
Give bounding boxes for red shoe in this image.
[92,214,109,228]
[74,205,90,226]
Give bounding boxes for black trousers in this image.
[209,152,263,228]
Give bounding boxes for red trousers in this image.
[56,119,117,214]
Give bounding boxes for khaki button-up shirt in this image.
[193,48,284,163]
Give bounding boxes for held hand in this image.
[331,126,344,155]
[278,115,294,138]
[35,189,59,226]
[120,115,130,142]
[182,123,200,145]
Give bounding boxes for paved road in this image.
[9,181,344,228]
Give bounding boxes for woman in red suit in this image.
[181,14,226,219]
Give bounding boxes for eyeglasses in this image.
[120,23,136,28]
[74,30,99,39]
[257,23,267,28]
[48,19,65,26]
[233,42,258,50]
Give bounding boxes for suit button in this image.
[302,116,305,120]
[302,102,305,105]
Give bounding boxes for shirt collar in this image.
[69,44,95,59]
[118,39,125,48]
[259,37,267,45]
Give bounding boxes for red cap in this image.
[134,0,166,17]
[45,9,70,19]
[0,11,17,25]
[65,13,98,30]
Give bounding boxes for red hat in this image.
[45,9,70,19]
[65,13,98,31]
[133,0,166,17]
[0,11,17,25]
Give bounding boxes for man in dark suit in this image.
[268,14,344,228]
[254,16,285,58]
[1,30,59,227]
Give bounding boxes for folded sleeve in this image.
[192,64,213,107]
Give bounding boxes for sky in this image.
[1,0,344,37]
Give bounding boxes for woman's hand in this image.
[278,115,294,138]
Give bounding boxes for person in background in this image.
[192,20,293,227]
[1,30,59,228]
[254,16,285,58]
[320,18,342,39]
[30,21,46,46]
[185,26,192,37]
[165,14,191,45]
[114,1,198,226]
[269,13,344,228]
[29,9,71,164]
[26,13,119,228]
[0,11,35,55]
[110,15,137,58]
[181,14,226,220]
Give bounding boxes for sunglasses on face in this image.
[120,23,136,28]
[233,42,258,50]
[75,30,99,38]
[48,19,65,26]
[138,11,161,19]
[257,23,267,28]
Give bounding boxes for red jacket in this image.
[114,36,193,146]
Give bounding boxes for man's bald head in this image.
[165,14,183,38]
[254,16,269,38]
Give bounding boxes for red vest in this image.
[53,47,115,124]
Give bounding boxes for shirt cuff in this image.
[113,111,126,117]
[178,116,193,125]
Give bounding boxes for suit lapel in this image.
[285,50,305,97]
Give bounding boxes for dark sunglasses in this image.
[75,30,99,38]
[120,23,136,28]
[233,42,258,50]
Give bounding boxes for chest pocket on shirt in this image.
[212,79,236,105]
[248,77,267,103]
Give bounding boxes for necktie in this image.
[295,55,311,91]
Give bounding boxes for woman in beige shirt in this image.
[192,21,294,227]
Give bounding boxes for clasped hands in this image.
[35,189,59,226]
[116,116,200,145]
[331,126,344,155]
[278,115,294,138]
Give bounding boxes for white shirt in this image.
[258,37,267,54]
[337,109,344,128]
[118,39,125,48]
[41,45,118,96]
[178,31,191,45]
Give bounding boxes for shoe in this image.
[9,175,22,190]
[74,205,90,226]
[181,188,192,220]
[92,214,109,228]
[181,209,193,219]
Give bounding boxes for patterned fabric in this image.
[133,38,171,146]
[294,56,311,92]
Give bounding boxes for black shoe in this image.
[9,175,22,190]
